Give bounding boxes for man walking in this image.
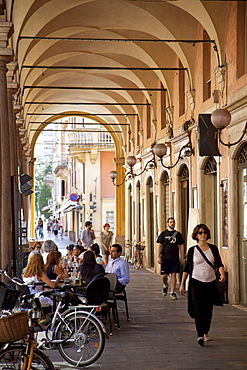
[81,221,96,249]
[157,217,185,300]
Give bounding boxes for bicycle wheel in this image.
[57,311,105,367]
[0,344,55,370]
[45,316,74,343]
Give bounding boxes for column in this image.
[28,157,36,239]
[0,22,13,270]
[7,62,18,176]
[114,157,126,245]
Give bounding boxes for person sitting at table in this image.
[22,252,62,305]
[89,243,105,266]
[45,251,69,280]
[65,244,74,262]
[106,244,130,293]
[42,239,58,264]
[73,245,85,263]
[78,250,105,286]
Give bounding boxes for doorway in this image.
[179,165,189,251]
[147,177,154,268]
[238,143,247,304]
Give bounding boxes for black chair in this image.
[85,277,110,305]
[115,287,129,321]
[104,273,120,332]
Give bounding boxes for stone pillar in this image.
[28,157,36,239]
[113,157,126,246]
[7,62,18,177]
[0,22,13,270]
[7,63,19,275]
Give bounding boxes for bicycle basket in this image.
[0,282,20,310]
[0,311,29,343]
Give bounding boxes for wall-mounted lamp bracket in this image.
[211,108,247,148]
[153,132,193,169]
[109,151,156,187]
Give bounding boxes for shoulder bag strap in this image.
[195,245,214,270]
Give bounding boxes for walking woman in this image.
[100,223,113,265]
[179,224,226,346]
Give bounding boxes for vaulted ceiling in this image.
[7,0,230,154]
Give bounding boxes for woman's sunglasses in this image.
[198,231,207,235]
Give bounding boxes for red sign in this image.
[69,193,79,201]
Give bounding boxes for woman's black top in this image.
[46,264,57,280]
[79,263,105,285]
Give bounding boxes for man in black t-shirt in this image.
[157,218,185,300]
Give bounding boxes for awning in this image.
[41,202,58,212]
[55,200,77,215]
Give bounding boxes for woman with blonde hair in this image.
[45,251,69,280]
[22,252,62,305]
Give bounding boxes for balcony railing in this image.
[68,130,114,149]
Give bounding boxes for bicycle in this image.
[0,267,107,367]
[124,239,133,263]
[41,291,107,367]
[0,276,55,369]
[133,242,146,269]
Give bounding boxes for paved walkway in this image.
[44,263,247,369]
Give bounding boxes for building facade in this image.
[0,1,247,304]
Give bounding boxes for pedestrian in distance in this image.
[179,224,226,346]
[59,224,64,239]
[80,221,96,249]
[53,220,59,238]
[156,217,185,300]
[100,223,113,265]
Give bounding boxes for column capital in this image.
[27,157,36,165]
[0,22,13,46]
[7,81,18,97]
[13,104,22,115]
[16,118,24,128]
[0,48,13,68]
[7,61,18,79]
[114,157,125,166]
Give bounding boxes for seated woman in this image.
[22,252,62,305]
[90,243,105,266]
[78,250,105,286]
[45,251,69,280]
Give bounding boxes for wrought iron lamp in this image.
[153,132,193,169]
[211,108,247,147]
[109,152,155,186]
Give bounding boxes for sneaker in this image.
[204,336,212,342]
[197,337,204,346]
[162,286,168,296]
[170,292,178,300]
